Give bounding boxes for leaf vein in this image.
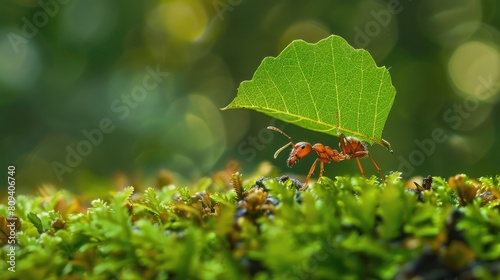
[294,44,320,122]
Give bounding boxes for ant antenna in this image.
[267,126,294,158]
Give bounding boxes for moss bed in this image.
[1,173,500,279]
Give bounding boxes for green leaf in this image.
[223,35,396,148]
[177,186,192,204]
[121,186,135,201]
[27,212,43,234]
[141,187,162,216]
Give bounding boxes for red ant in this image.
[268,119,389,190]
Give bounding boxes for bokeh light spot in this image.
[349,0,399,61]
[448,40,500,101]
[279,20,330,51]
[158,0,208,42]
[0,29,41,95]
[448,120,494,164]
[418,0,482,47]
[60,0,117,45]
[132,94,227,180]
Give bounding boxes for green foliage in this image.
[26,213,43,235]
[223,35,396,148]
[1,174,499,279]
[139,187,165,216]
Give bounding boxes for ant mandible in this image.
[268,117,386,190]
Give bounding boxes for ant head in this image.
[267,126,312,167]
[287,142,312,167]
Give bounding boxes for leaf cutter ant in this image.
[268,116,388,190]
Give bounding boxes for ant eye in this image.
[300,145,305,149]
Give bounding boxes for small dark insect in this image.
[414,175,433,191]
[268,115,387,190]
[410,175,433,202]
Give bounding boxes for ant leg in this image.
[355,158,366,179]
[339,134,359,156]
[368,154,386,183]
[300,158,319,191]
[338,134,348,154]
[317,161,325,183]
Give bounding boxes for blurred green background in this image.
[1,0,499,194]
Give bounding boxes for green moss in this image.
[1,173,499,279]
